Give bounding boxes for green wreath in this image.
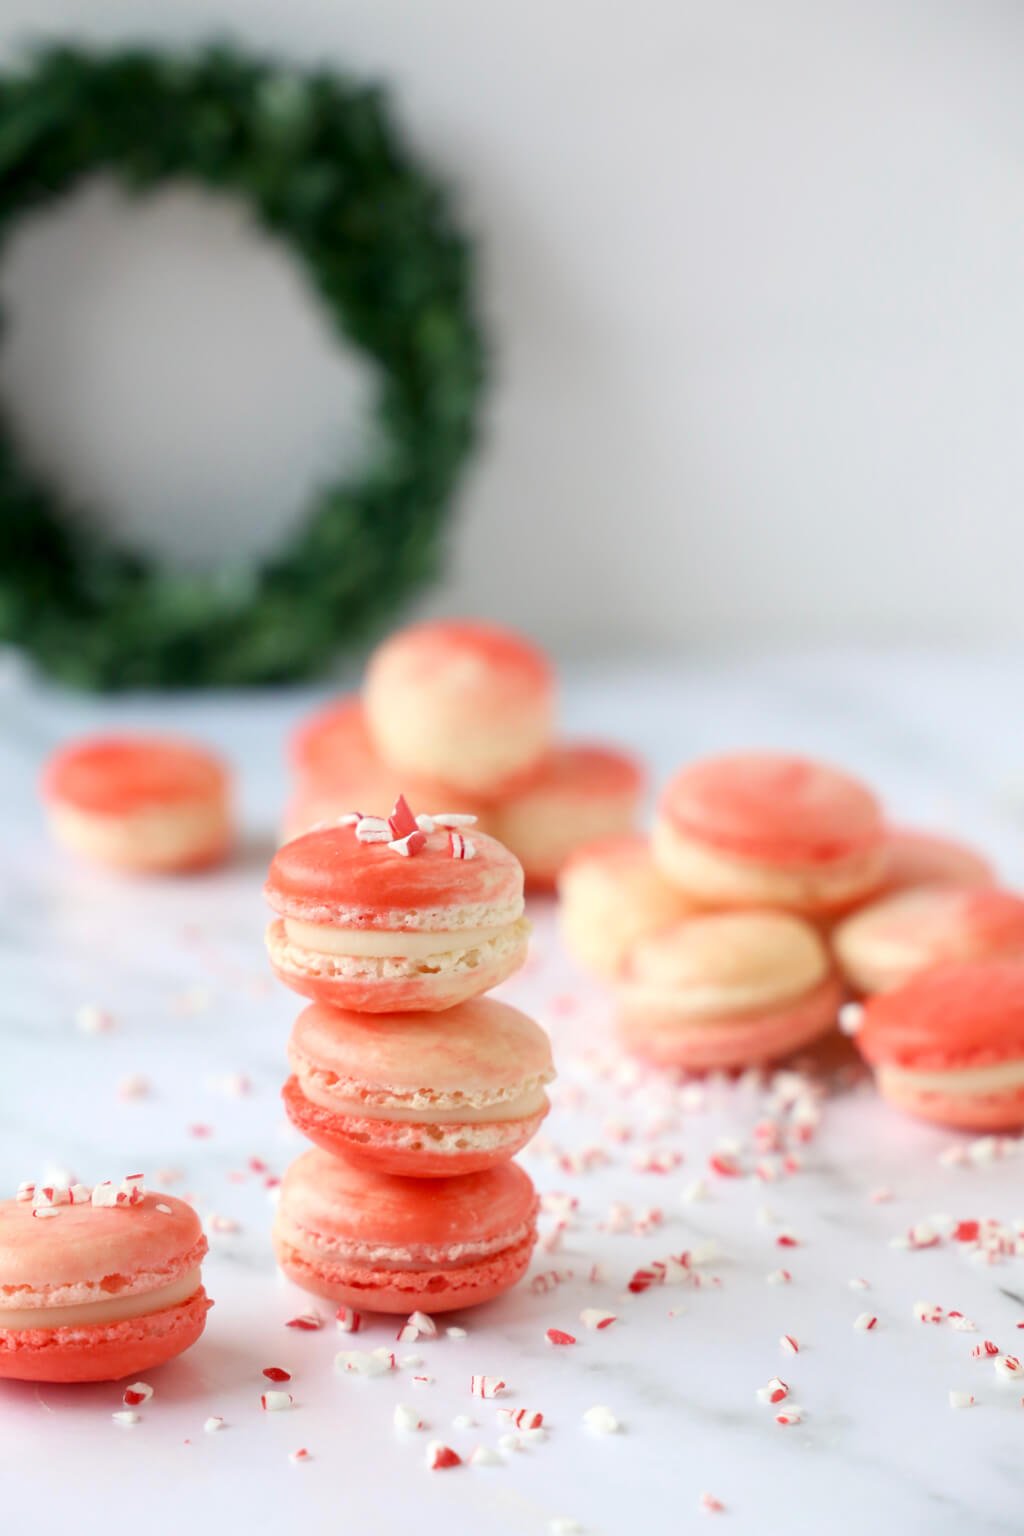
[0,45,484,688]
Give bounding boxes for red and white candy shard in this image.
[948,1391,975,1409]
[766,1269,792,1286]
[854,1314,878,1331]
[336,1349,395,1377]
[433,812,477,829]
[123,1382,153,1406]
[260,1391,294,1411]
[15,1182,34,1202]
[399,1310,437,1342]
[426,1442,462,1470]
[356,817,391,844]
[994,1355,1023,1380]
[469,1446,502,1467]
[545,1328,576,1346]
[470,1375,506,1399]
[289,1448,311,1464]
[971,1341,1000,1359]
[394,1404,426,1431]
[335,1306,363,1333]
[388,796,419,840]
[913,1301,944,1324]
[449,831,476,860]
[287,1313,322,1331]
[582,1404,620,1434]
[69,1184,92,1205]
[755,1378,789,1405]
[580,1309,617,1330]
[204,1417,225,1433]
[262,1367,291,1383]
[389,831,427,858]
[700,1493,726,1514]
[780,1334,800,1354]
[112,1410,140,1426]
[775,1409,802,1426]
[498,1409,544,1430]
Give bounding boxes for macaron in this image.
[42,734,231,873]
[652,752,885,916]
[881,825,995,894]
[364,619,554,796]
[854,961,1024,1130]
[284,696,494,842]
[283,996,555,1176]
[494,745,644,890]
[616,910,842,1070]
[265,803,529,1011]
[558,833,693,977]
[833,885,1024,996]
[0,1180,210,1383]
[273,1148,538,1312]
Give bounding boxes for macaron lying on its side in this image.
[364,619,554,797]
[265,811,529,1012]
[494,745,644,891]
[42,735,231,874]
[854,961,1024,1131]
[283,997,555,1176]
[616,910,843,1070]
[834,885,1024,996]
[273,1149,539,1312]
[559,833,694,978]
[0,1183,210,1382]
[652,753,886,917]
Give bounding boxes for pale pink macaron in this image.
[364,619,555,796]
[616,910,843,1070]
[558,833,694,977]
[833,885,1024,996]
[854,961,1024,1131]
[41,734,232,873]
[0,1181,210,1383]
[881,825,995,894]
[273,1148,539,1313]
[284,696,495,842]
[652,752,886,917]
[283,996,555,1176]
[494,744,644,891]
[265,802,529,1012]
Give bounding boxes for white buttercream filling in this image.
[0,1268,202,1330]
[284,919,504,959]
[878,1060,1024,1097]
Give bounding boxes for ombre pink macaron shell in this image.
[283,998,552,1174]
[42,735,228,815]
[265,825,523,925]
[273,1150,538,1313]
[834,885,1024,995]
[856,961,1024,1072]
[497,744,645,890]
[881,826,996,893]
[659,753,884,865]
[618,974,844,1072]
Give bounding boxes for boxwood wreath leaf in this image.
[0,45,485,688]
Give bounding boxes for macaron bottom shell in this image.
[0,1289,211,1383]
[281,1074,548,1177]
[876,1070,1024,1132]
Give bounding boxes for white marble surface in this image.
[3,649,1024,1536]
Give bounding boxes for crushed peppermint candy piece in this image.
[766,1269,792,1286]
[848,1277,870,1290]
[580,1309,617,1331]
[336,1349,395,1377]
[446,1326,468,1340]
[426,1442,462,1470]
[123,1383,154,1406]
[336,812,362,827]
[498,1409,544,1430]
[388,795,419,840]
[31,1207,59,1220]
[112,1410,140,1426]
[415,814,436,833]
[854,1314,879,1331]
[838,1002,864,1036]
[700,1493,726,1514]
[389,830,427,857]
[432,812,478,828]
[549,1520,583,1536]
[471,1375,506,1398]
[33,1186,70,1209]
[994,1354,1023,1380]
[287,1313,322,1331]
[68,1184,92,1205]
[913,1301,944,1325]
[775,1409,802,1426]
[452,1414,476,1429]
[970,1340,1000,1359]
[75,1004,114,1034]
[260,1391,294,1411]
[448,831,476,860]
[262,1367,291,1383]
[545,1328,576,1346]
[394,1404,427,1431]
[582,1404,620,1434]
[289,1448,311,1464]
[497,1433,521,1453]
[355,817,391,843]
[204,1417,226,1433]
[335,1306,363,1333]
[780,1334,800,1354]
[91,1182,119,1208]
[15,1182,34,1202]
[400,1310,437,1341]
[755,1378,789,1405]
[949,1390,975,1409]
[469,1445,502,1466]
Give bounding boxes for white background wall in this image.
[0,1,1021,658]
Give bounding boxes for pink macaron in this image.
[0,1180,210,1383]
[558,833,694,978]
[616,910,843,1070]
[283,996,555,1176]
[364,619,555,797]
[42,734,231,874]
[265,802,529,1012]
[881,825,995,894]
[833,885,1024,996]
[494,745,644,891]
[652,752,886,917]
[854,961,1024,1131]
[284,696,495,842]
[273,1149,539,1312]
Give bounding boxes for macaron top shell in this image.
[883,826,995,892]
[521,745,643,800]
[857,961,1024,1070]
[620,911,830,1016]
[266,824,524,929]
[42,736,227,815]
[289,997,553,1106]
[836,886,1024,979]
[0,1194,206,1311]
[659,753,883,864]
[278,1149,537,1260]
[367,620,551,704]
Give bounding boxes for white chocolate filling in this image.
[878,1060,1024,1098]
[0,1267,202,1331]
[284,919,504,960]
[298,1079,548,1124]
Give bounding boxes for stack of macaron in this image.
[561,750,1024,1131]
[284,618,644,890]
[264,795,555,1314]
